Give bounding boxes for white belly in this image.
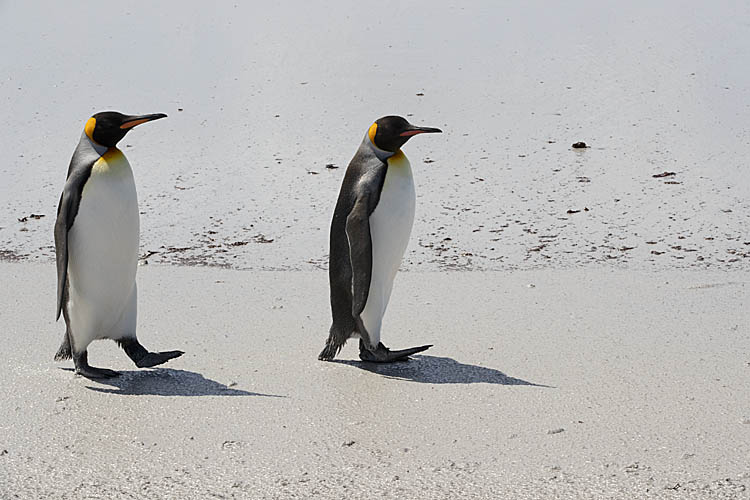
[360,151,416,345]
[66,150,140,345]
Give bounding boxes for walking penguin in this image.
[319,115,442,362]
[54,111,183,378]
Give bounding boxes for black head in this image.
[84,111,167,148]
[367,115,442,153]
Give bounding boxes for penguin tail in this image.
[318,337,344,361]
[54,333,72,361]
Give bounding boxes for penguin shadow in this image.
[332,355,550,387]
[64,368,284,397]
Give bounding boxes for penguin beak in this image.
[399,126,442,137]
[119,113,168,130]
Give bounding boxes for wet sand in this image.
[1,1,749,271]
[0,263,748,499]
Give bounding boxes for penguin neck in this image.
[80,131,113,157]
[364,134,398,163]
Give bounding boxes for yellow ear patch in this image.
[368,122,378,145]
[84,117,97,140]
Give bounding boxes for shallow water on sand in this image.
[1,1,749,270]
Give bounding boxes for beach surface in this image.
[1,263,748,499]
[2,0,750,498]
[1,0,749,272]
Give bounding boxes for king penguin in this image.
[54,111,183,378]
[319,116,442,362]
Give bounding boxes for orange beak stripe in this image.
[399,129,426,137]
[119,118,152,129]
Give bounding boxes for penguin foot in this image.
[73,351,119,379]
[134,350,184,368]
[359,342,432,363]
[76,365,120,379]
[118,338,183,368]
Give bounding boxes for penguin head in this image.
[367,116,442,153]
[84,111,167,148]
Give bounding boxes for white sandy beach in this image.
[0,263,748,499]
[1,0,750,498]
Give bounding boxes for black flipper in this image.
[346,196,373,320]
[359,340,432,363]
[54,191,71,321]
[73,350,119,379]
[54,145,98,321]
[118,338,184,368]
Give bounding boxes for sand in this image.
[1,1,749,272]
[2,0,750,498]
[0,263,748,499]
